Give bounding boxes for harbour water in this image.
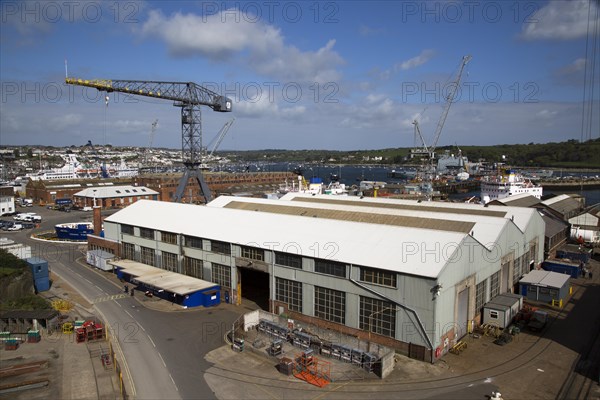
[231,163,600,205]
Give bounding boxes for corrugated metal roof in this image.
[223,201,475,233]
[519,269,570,288]
[209,194,538,250]
[541,214,569,237]
[289,195,507,217]
[542,195,580,215]
[109,259,217,295]
[492,193,542,207]
[105,200,467,278]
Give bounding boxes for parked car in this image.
[82,206,93,212]
[7,223,23,231]
[21,222,35,229]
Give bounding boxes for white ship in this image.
[480,169,542,204]
[25,154,80,180]
[25,154,138,181]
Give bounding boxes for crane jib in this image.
[64,77,232,112]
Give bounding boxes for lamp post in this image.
[92,189,97,207]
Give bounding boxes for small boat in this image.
[55,222,94,240]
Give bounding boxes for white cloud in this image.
[359,24,383,36]
[520,0,599,40]
[49,113,83,132]
[234,96,306,120]
[536,109,557,119]
[110,119,149,134]
[557,58,587,75]
[137,9,344,83]
[397,49,435,71]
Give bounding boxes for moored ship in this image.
[55,222,94,240]
[480,169,543,204]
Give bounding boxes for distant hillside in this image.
[222,138,600,168]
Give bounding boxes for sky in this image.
[1,0,599,151]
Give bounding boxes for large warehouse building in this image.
[99,194,544,361]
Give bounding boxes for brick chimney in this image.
[93,206,102,236]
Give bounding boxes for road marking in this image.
[93,294,128,304]
[158,352,166,367]
[94,285,102,290]
[138,323,146,332]
[83,278,92,284]
[125,310,133,318]
[115,301,122,308]
[147,334,156,348]
[169,374,179,391]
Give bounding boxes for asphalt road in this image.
[4,206,241,400]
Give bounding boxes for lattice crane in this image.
[144,119,159,165]
[206,118,235,160]
[65,77,233,203]
[429,55,472,157]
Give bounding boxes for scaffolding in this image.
[293,351,331,388]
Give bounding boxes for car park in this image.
[7,223,23,231]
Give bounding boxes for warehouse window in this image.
[210,240,231,255]
[314,286,345,324]
[161,231,177,245]
[121,224,134,235]
[121,242,135,260]
[275,278,302,312]
[184,236,203,249]
[359,266,396,288]
[314,259,346,278]
[513,256,523,284]
[184,257,203,279]
[359,296,396,338]
[475,280,487,313]
[241,245,264,261]
[139,227,154,240]
[275,252,302,269]
[140,246,155,266]
[212,263,231,289]
[490,271,500,299]
[490,310,498,319]
[162,252,178,272]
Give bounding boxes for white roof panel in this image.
[74,185,157,199]
[211,194,537,250]
[519,269,570,288]
[109,259,217,295]
[105,200,467,278]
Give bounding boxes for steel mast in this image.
[65,78,233,203]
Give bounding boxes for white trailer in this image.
[482,293,524,329]
[86,249,115,271]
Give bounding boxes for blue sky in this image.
[1,0,599,150]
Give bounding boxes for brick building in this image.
[134,171,297,203]
[26,178,133,205]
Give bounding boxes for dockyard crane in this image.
[65,77,233,203]
[144,119,159,165]
[429,55,472,158]
[410,55,472,161]
[205,118,235,160]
